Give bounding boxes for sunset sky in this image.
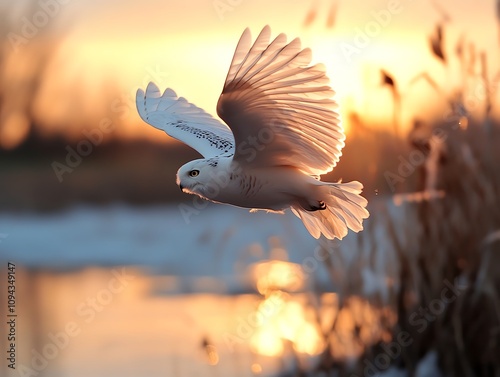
[1,0,498,148]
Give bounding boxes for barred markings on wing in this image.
[136,83,235,158]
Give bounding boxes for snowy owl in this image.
[136,26,369,240]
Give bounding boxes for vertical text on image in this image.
[6,262,17,370]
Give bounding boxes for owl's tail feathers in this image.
[291,181,370,240]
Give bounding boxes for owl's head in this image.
[176,158,220,196]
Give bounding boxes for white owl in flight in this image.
[136,26,369,240]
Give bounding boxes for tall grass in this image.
[281,5,500,377]
[283,93,500,377]
[378,120,500,377]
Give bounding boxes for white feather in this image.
[217,25,345,176]
[136,83,235,158]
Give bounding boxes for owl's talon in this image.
[308,201,327,211]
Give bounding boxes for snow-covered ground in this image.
[0,204,316,272]
[0,203,363,296]
[0,201,398,292]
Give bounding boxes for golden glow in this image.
[293,322,324,355]
[246,286,397,360]
[249,258,325,357]
[250,327,285,357]
[24,267,397,376]
[247,234,397,359]
[252,260,304,295]
[1,0,497,147]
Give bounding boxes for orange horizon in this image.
[0,0,498,149]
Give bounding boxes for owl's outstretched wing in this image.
[136,83,235,158]
[217,25,345,176]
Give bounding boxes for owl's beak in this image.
[179,184,184,192]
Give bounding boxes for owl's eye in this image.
[188,170,200,177]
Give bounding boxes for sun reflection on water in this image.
[249,255,325,357]
[247,242,396,361]
[252,260,305,296]
[248,290,325,357]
